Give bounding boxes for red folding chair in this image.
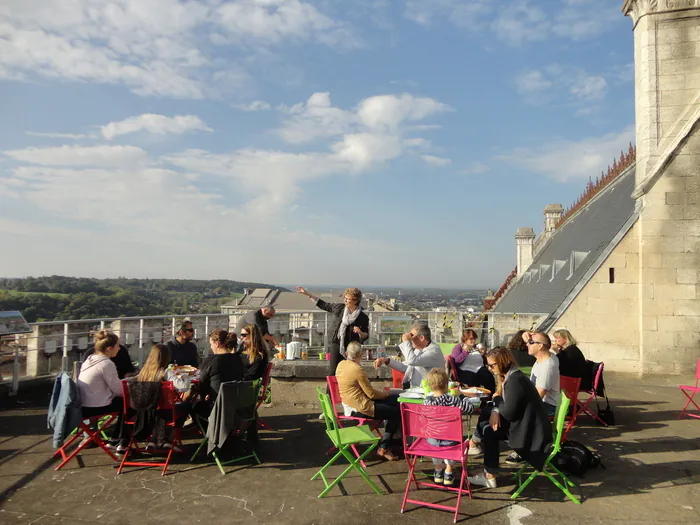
[392,369,405,388]
[53,412,120,470]
[326,376,383,467]
[257,362,274,430]
[576,361,608,426]
[400,404,471,523]
[678,359,700,419]
[445,355,459,383]
[117,380,185,476]
[559,376,581,440]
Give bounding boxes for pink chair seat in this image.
[405,437,467,462]
[678,360,700,419]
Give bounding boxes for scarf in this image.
[337,306,362,357]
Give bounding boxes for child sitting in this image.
[423,368,475,486]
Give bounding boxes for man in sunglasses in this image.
[166,320,201,367]
[522,331,560,417]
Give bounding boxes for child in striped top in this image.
[423,368,475,486]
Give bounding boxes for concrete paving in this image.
[0,372,699,525]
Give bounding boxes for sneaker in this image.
[163,443,184,453]
[443,471,454,486]
[467,472,497,489]
[318,413,325,420]
[78,436,96,449]
[505,452,524,465]
[144,442,157,452]
[467,444,483,456]
[183,415,194,428]
[116,444,129,454]
[433,469,444,484]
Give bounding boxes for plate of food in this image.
[175,365,198,376]
[460,386,491,396]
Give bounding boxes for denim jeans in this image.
[427,437,459,467]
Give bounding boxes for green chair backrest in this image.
[316,387,341,444]
[551,391,571,453]
[438,342,457,356]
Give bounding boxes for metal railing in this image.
[0,309,547,395]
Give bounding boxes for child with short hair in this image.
[423,368,475,486]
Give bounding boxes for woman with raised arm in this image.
[296,286,369,378]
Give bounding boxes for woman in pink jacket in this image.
[77,332,123,418]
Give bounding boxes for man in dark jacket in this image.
[235,306,278,346]
[166,320,200,367]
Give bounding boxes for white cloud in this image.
[421,155,451,167]
[403,0,622,44]
[25,131,92,140]
[3,145,150,167]
[459,162,490,175]
[234,100,273,111]
[100,114,212,140]
[500,128,635,182]
[570,75,607,102]
[0,0,356,99]
[516,71,553,94]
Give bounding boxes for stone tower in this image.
[624,0,700,373]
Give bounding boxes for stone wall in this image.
[554,222,643,373]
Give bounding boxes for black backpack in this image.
[554,441,604,477]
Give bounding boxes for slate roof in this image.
[223,289,350,312]
[493,164,638,324]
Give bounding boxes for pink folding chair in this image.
[400,404,471,523]
[326,376,382,467]
[576,361,608,426]
[559,376,581,440]
[678,359,700,419]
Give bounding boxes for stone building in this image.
[489,1,700,375]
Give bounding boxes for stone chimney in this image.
[515,227,535,277]
[544,204,564,233]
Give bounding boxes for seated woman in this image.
[135,344,191,450]
[551,329,589,389]
[466,347,552,488]
[239,324,269,381]
[195,329,244,419]
[449,329,495,393]
[78,332,124,418]
[82,329,136,380]
[77,332,126,451]
[336,341,401,461]
[507,330,536,368]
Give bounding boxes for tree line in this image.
[0,276,284,322]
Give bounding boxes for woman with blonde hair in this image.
[238,324,269,381]
[551,328,588,387]
[136,344,190,393]
[296,286,369,378]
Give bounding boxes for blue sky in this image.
[0,0,636,288]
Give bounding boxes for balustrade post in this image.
[139,319,145,364]
[61,323,70,372]
[11,341,20,396]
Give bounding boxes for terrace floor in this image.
[1,372,699,525]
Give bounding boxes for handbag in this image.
[596,390,615,426]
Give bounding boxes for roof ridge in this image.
[556,143,636,229]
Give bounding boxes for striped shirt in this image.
[423,393,475,415]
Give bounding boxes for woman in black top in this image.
[507,330,536,368]
[467,347,552,488]
[552,329,589,389]
[296,286,369,377]
[239,324,269,381]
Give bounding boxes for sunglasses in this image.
[527,339,543,345]
[183,328,195,333]
[240,332,249,337]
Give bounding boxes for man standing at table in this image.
[166,320,200,367]
[235,305,278,350]
[373,322,444,389]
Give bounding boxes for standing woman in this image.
[296,286,369,378]
[239,324,270,381]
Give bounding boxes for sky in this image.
[0,0,636,289]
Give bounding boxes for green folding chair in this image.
[190,380,261,475]
[511,392,581,504]
[311,387,383,498]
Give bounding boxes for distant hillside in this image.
[0,276,286,322]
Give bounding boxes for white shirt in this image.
[530,353,560,407]
[388,340,445,387]
[459,351,485,373]
[77,354,122,407]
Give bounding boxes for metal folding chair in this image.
[678,359,700,419]
[559,376,581,440]
[53,413,120,470]
[511,392,581,504]
[311,387,382,498]
[400,403,471,523]
[576,361,608,426]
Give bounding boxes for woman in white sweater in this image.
[77,333,124,418]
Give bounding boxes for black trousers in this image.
[81,397,125,441]
[473,406,510,475]
[355,395,400,450]
[328,342,345,377]
[456,368,496,393]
